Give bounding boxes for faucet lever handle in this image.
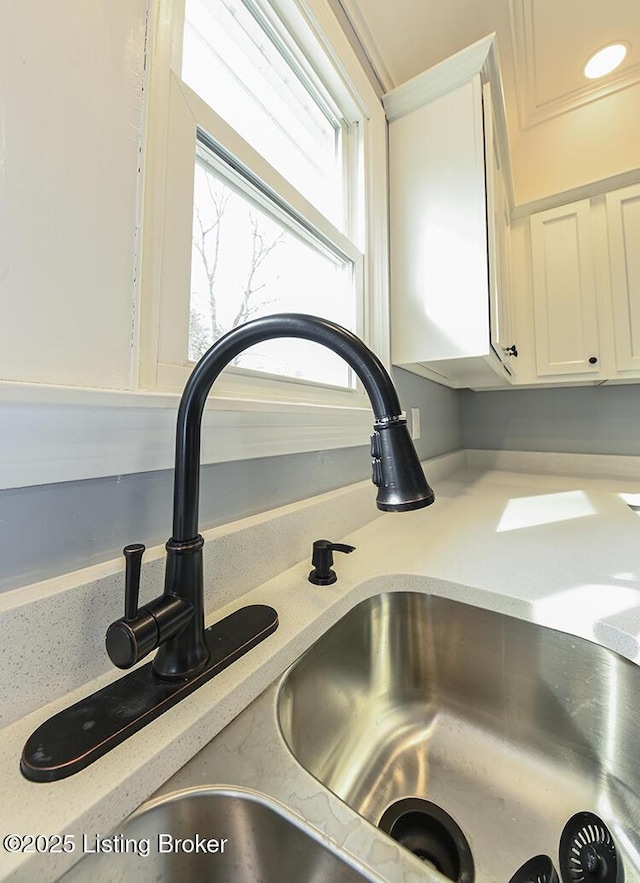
[107,546,192,671]
[123,544,145,620]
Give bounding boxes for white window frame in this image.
[0,0,391,493]
[139,0,390,415]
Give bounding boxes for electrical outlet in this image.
[411,407,420,440]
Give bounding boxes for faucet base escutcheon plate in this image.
[21,604,278,782]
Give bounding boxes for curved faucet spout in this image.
[155,314,433,680]
[172,313,432,541]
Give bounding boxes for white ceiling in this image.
[334,0,640,204]
[510,0,640,127]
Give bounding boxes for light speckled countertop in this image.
[2,460,640,881]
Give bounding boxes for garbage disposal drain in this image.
[378,798,474,882]
[509,855,559,883]
[559,812,622,882]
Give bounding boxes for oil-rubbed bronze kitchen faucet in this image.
[21,314,435,781]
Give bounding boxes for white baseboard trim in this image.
[467,448,640,480]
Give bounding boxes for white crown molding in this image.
[333,0,396,93]
[381,33,515,211]
[383,34,497,121]
[511,167,640,219]
[509,0,640,130]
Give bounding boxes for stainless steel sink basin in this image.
[61,786,375,882]
[277,592,640,881]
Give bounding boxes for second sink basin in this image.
[277,592,640,880]
[61,786,374,882]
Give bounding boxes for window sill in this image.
[0,381,373,490]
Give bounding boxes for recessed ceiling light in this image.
[584,43,628,79]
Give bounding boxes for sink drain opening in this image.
[378,798,474,882]
[509,854,559,883]
[559,812,622,883]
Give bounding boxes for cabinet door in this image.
[606,184,640,373]
[483,83,516,374]
[530,201,601,377]
[388,77,489,366]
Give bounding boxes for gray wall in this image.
[462,385,640,455]
[0,369,462,594]
[9,377,640,595]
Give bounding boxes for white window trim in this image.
[140,0,390,402]
[153,74,367,397]
[0,0,389,492]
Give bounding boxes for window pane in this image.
[189,153,357,388]
[183,0,344,226]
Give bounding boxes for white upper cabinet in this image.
[384,35,517,390]
[606,183,640,375]
[512,184,640,388]
[382,36,640,392]
[529,200,603,378]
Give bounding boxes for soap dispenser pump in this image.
[308,539,356,586]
